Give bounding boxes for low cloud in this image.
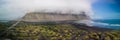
[0,0,96,20]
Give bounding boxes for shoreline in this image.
[16,21,114,32]
[0,21,114,32]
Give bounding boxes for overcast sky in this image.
[0,0,95,20]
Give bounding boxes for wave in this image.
[92,21,120,26]
[110,24,120,26]
[74,20,120,27]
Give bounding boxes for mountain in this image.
[22,12,90,22]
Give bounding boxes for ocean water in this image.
[92,19,120,30]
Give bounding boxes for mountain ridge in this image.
[21,12,90,22]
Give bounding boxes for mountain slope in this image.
[22,12,90,22]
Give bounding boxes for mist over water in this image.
[0,0,96,20]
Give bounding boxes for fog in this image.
[0,0,96,20]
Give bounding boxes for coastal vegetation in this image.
[0,22,120,40]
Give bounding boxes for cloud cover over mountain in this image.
[0,0,96,20]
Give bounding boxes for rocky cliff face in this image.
[22,12,90,22]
